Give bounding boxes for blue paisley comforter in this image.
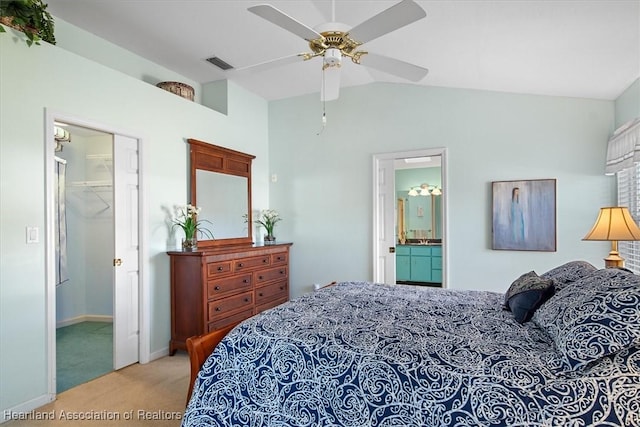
[182,281,640,426]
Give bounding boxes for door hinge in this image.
[389,247,396,253]
[113,258,123,266]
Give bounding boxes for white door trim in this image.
[44,110,149,399]
[372,148,448,287]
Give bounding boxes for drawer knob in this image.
[244,298,249,302]
[258,293,263,297]
[258,275,263,280]
[280,286,284,290]
[217,266,223,271]
[215,307,221,311]
[280,270,285,274]
[238,263,244,268]
[243,279,249,283]
[214,285,220,291]
[263,259,268,263]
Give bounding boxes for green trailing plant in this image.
[0,0,56,46]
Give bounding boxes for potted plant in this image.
[255,209,282,244]
[171,204,214,251]
[0,0,56,46]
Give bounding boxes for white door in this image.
[373,158,397,284]
[113,134,139,369]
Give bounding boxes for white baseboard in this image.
[147,347,170,363]
[56,315,113,328]
[1,394,54,424]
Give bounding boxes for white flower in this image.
[255,209,282,235]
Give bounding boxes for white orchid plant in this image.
[255,209,282,236]
[171,204,214,240]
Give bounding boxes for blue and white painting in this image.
[492,179,556,251]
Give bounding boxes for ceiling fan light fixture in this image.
[323,48,342,68]
[244,0,428,101]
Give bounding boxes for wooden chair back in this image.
[185,321,240,405]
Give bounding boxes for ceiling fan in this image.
[236,0,429,101]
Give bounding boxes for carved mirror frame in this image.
[188,138,255,248]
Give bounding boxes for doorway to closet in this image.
[54,123,115,392]
[46,116,141,397]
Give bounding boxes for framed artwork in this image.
[492,179,557,251]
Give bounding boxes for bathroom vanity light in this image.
[408,183,443,196]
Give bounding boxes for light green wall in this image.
[615,78,640,128]
[0,28,269,413]
[268,83,616,297]
[1,15,634,418]
[395,167,442,191]
[52,18,205,105]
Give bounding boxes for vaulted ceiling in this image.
[46,1,640,101]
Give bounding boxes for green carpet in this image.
[56,321,113,393]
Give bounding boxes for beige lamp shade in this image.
[583,206,640,268]
[583,207,640,241]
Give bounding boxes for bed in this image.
[182,261,640,426]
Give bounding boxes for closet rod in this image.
[67,180,112,188]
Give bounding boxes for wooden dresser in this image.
[168,242,292,355]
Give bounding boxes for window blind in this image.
[617,163,640,273]
[606,118,640,175]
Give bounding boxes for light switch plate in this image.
[26,226,39,243]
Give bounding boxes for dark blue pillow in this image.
[505,271,555,323]
[508,286,555,323]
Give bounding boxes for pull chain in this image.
[317,68,327,135]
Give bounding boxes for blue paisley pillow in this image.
[532,268,640,370]
[540,260,597,291]
[504,271,555,323]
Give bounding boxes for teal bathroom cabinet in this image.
[396,245,442,284]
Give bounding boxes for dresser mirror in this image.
[188,138,255,247]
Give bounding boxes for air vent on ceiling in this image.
[206,56,234,70]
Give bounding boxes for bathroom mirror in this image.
[188,138,255,247]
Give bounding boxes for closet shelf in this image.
[68,180,112,188]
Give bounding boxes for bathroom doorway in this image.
[372,148,447,286]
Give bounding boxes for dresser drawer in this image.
[208,308,254,332]
[271,252,288,265]
[208,291,253,321]
[234,255,270,271]
[255,266,288,284]
[255,296,288,314]
[207,261,232,278]
[207,274,252,299]
[255,280,288,306]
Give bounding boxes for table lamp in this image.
[583,206,640,268]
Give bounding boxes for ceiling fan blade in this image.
[348,0,426,44]
[232,54,304,74]
[249,4,322,41]
[360,52,429,82]
[321,66,341,101]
